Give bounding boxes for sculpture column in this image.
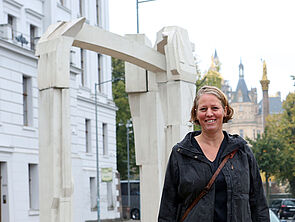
[36,18,85,222]
[125,27,196,222]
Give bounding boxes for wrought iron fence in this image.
[0,24,38,51]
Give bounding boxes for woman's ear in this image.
[224,106,228,117]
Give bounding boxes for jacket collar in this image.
[176,131,247,160]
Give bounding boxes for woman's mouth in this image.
[206,119,216,123]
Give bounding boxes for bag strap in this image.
[180,149,238,222]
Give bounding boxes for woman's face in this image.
[196,94,227,133]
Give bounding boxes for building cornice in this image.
[3,0,23,9]
[0,39,37,60]
[25,8,44,20]
[77,95,118,111]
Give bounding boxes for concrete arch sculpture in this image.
[36,17,196,222]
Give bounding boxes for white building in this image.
[0,0,120,221]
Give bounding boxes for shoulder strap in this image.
[180,149,238,222]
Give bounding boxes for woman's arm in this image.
[247,146,270,222]
[158,149,180,222]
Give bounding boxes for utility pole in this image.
[136,0,156,33]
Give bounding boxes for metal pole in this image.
[136,0,139,33]
[126,120,131,211]
[136,0,157,34]
[95,83,100,222]
[94,77,122,221]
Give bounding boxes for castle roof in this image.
[232,60,251,103]
[258,96,283,115]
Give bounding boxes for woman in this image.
[158,86,269,222]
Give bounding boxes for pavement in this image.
[120,221,140,222]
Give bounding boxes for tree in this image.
[276,93,295,194]
[291,75,295,86]
[196,53,223,91]
[262,93,295,196]
[247,129,285,202]
[112,57,138,180]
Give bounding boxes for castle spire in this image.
[239,58,244,79]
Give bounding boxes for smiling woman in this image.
[158,86,270,222]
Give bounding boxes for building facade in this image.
[0,0,120,221]
[223,60,282,140]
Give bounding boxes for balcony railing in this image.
[0,24,38,51]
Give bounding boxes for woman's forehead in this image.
[198,94,220,102]
[197,94,223,106]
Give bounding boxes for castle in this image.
[206,52,282,139]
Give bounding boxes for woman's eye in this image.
[199,108,206,111]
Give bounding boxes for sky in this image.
[109,0,295,101]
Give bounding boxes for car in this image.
[270,198,295,220]
[269,209,280,222]
[121,180,140,220]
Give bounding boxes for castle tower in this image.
[232,59,251,103]
[260,60,270,130]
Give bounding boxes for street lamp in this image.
[125,119,133,216]
[136,0,157,33]
[94,77,123,222]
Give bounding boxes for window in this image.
[85,119,91,153]
[28,164,39,210]
[257,130,261,136]
[102,123,108,155]
[8,14,16,40]
[238,95,243,103]
[239,129,244,138]
[253,129,256,139]
[90,177,97,210]
[23,76,33,126]
[80,49,85,86]
[97,54,102,92]
[107,182,114,210]
[30,24,37,50]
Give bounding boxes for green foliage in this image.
[247,129,284,182]
[254,93,295,196]
[202,70,223,89]
[195,54,223,91]
[276,93,295,194]
[247,129,285,201]
[248,131,284,177]
[112,57,138,180]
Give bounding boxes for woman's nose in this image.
[206,108,213,116]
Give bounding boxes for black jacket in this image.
[158,131,269,222]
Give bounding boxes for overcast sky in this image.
[109,0,295,101]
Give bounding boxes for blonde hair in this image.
[190,85,234,125]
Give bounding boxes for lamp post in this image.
[126,119,132,216]
[136,0,156,33]
[94,77,123,222]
